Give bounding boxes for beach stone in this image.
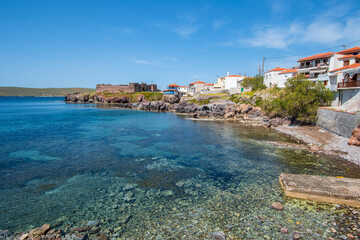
[72,227,90,232]
[71,233,88,240]
[212,231,226,240]
[271,202,284,210]
[347,234,355,239]
[19,233,28,240]
[280,227,288,233]
[293,233,301,239]
[97,234,109,240]
[87,221,99,227]
[348,127,360,146]
[90,227,101,234]
[176,181,185,188]
[123,184,135,191]
[40,224,51,235]
[330,227,337,233]
[123,191,134,202]
[0,230,10,237]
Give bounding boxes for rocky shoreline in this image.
[64,93,294,128]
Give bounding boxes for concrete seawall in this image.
[316,107,360,138]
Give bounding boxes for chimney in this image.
[227,71,229,76]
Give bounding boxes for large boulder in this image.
[348,127,360,146]
[137,95,145,102]
[162,94,180,104]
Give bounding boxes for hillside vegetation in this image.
[0,87,95,97]
[99,91,163,102]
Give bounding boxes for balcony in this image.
[298,62,329,69]
[337,80,360,89]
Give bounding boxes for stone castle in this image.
[96,83,157,93]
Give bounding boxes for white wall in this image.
[264,71,281,88]
[223,76,245,89]
[277,73,296,88]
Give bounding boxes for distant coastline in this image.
[0,87,95,97]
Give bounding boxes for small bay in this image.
[0,97,359,239]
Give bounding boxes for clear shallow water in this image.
[1,97,360,239]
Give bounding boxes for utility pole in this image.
[342,45,347,50]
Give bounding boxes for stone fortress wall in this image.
[96,83,157,93]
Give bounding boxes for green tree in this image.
[241,75,266,91]
[262,75,333,124]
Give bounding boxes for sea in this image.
[0,97,359,239]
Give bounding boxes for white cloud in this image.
[242,13,360,49]
[213,18,228,30]
[172,25,199,38]
[129,59,163,67]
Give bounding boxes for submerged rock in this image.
[87,220,99,227]
[271,202,284,210]
[212,231,226,240]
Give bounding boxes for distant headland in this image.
[0,87,95,97]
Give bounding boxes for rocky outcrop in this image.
[162,94,180,104]
[348,127,360,146]
[263,118,291,128]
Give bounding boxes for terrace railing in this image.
[337,80,360,88]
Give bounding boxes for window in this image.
[324,80,328,86]
[344,60,350,66]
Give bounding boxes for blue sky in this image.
[1,0,360,89]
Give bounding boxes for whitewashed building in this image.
[178,86,189,93]
[189,81,207,93]
[297,52,344,91]
[264,67,288,88]
[277,69,297,88]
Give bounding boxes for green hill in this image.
[0,87,95,97]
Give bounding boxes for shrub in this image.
[262,75,333,124]
[241,75,266,91]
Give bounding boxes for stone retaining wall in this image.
[316,107,360,138]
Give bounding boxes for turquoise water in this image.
[1,97,359,239]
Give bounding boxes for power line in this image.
[266,39,360,60]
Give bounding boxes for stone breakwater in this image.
[65,93,292,127]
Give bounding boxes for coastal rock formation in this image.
[162,94,180,104]
[348,126,360,146]
[64,93,279,125]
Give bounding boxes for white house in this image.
[277,69,297,88]
[297,52,344,91]
[264,67,288,88]
[189,81,207,93]
[204,83,214,91]
[216,73,246,93]
[178,86,189,93]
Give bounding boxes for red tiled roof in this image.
[178,86,188,88]
[168,84,180,87]
[279,69,297,74]
[298,52,334,62]
[330,63,360,73]
[338,55,356,59]
[205,83,214,86]
[336,46,360,55]
[338,55,360,60]
[189,81,206,85]
[220,75,246,78]
[265,67,288,73]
